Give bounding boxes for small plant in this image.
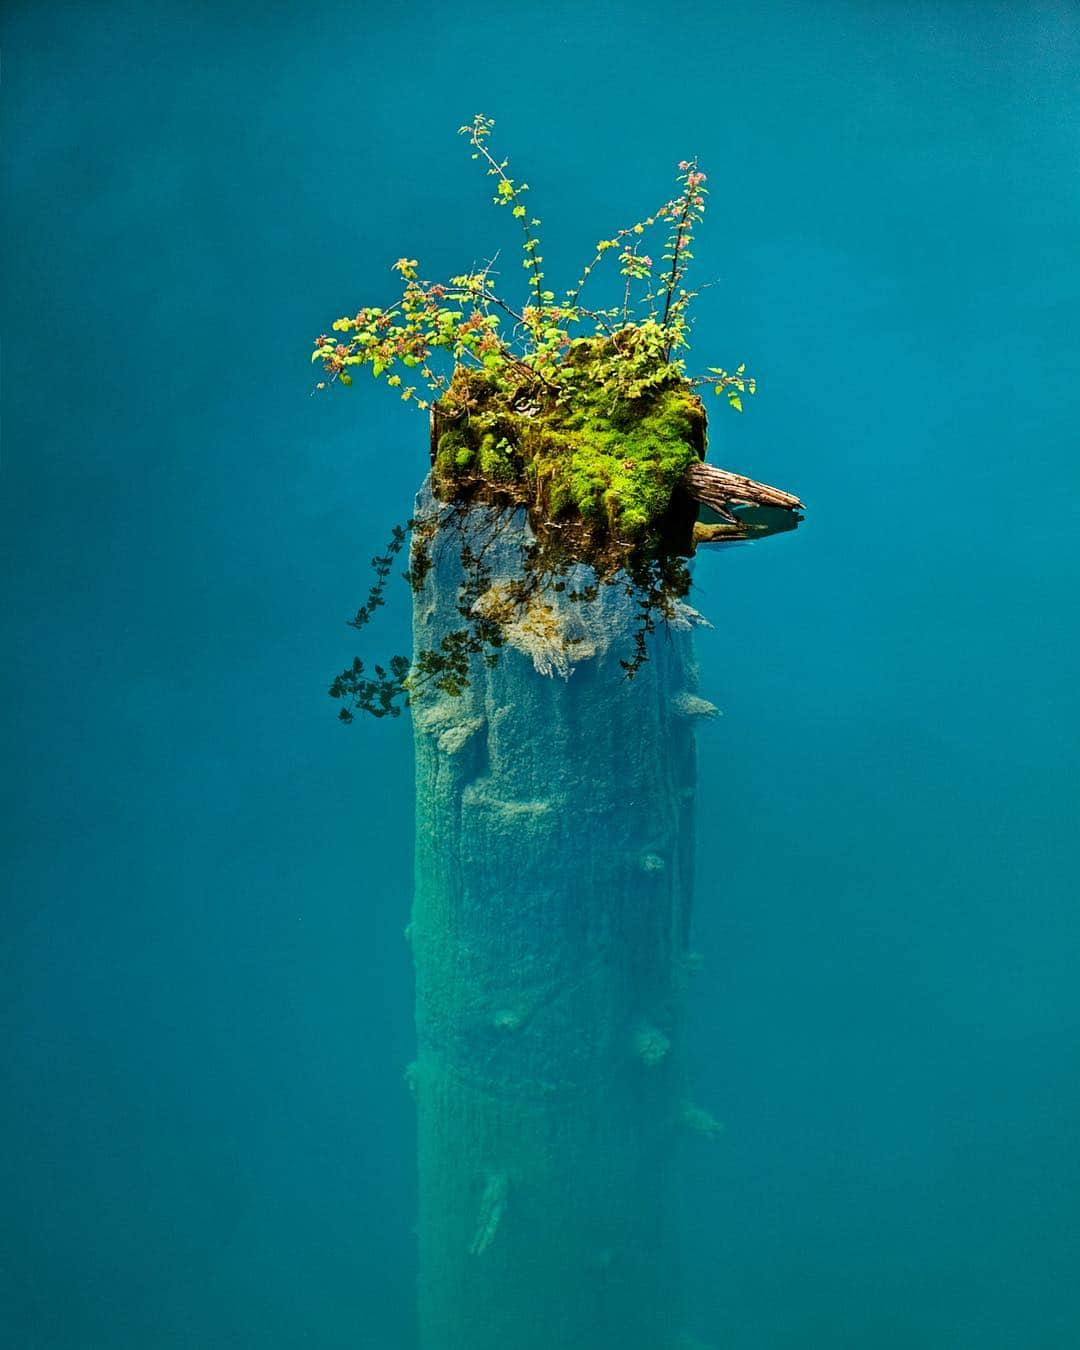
[315,116,774,722]
[314,116,754,414]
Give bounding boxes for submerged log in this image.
[410,493,699,1350]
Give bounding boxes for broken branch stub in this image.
[682,461,804,515]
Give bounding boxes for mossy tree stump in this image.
[427,339,803,572]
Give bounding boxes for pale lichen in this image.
[473,585,585,679]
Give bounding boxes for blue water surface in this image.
[3,2,1079,1346]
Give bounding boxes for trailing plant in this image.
[315,116,760,721]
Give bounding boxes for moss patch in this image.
[431,334,706,564]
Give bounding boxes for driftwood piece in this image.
[683,461,804,515]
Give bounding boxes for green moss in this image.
[478,432,516,482]
[544,382,701,538]
[431,335,706,561]
[435,425,473,480]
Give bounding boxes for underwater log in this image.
[409,494,701,1350]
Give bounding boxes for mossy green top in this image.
[432,333,706,563]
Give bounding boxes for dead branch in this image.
[683,461,804,514]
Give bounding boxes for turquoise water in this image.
[4,2,1079,1346]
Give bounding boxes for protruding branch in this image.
[683,461,804,515]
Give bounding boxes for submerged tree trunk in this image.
[409,495,711,1350]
